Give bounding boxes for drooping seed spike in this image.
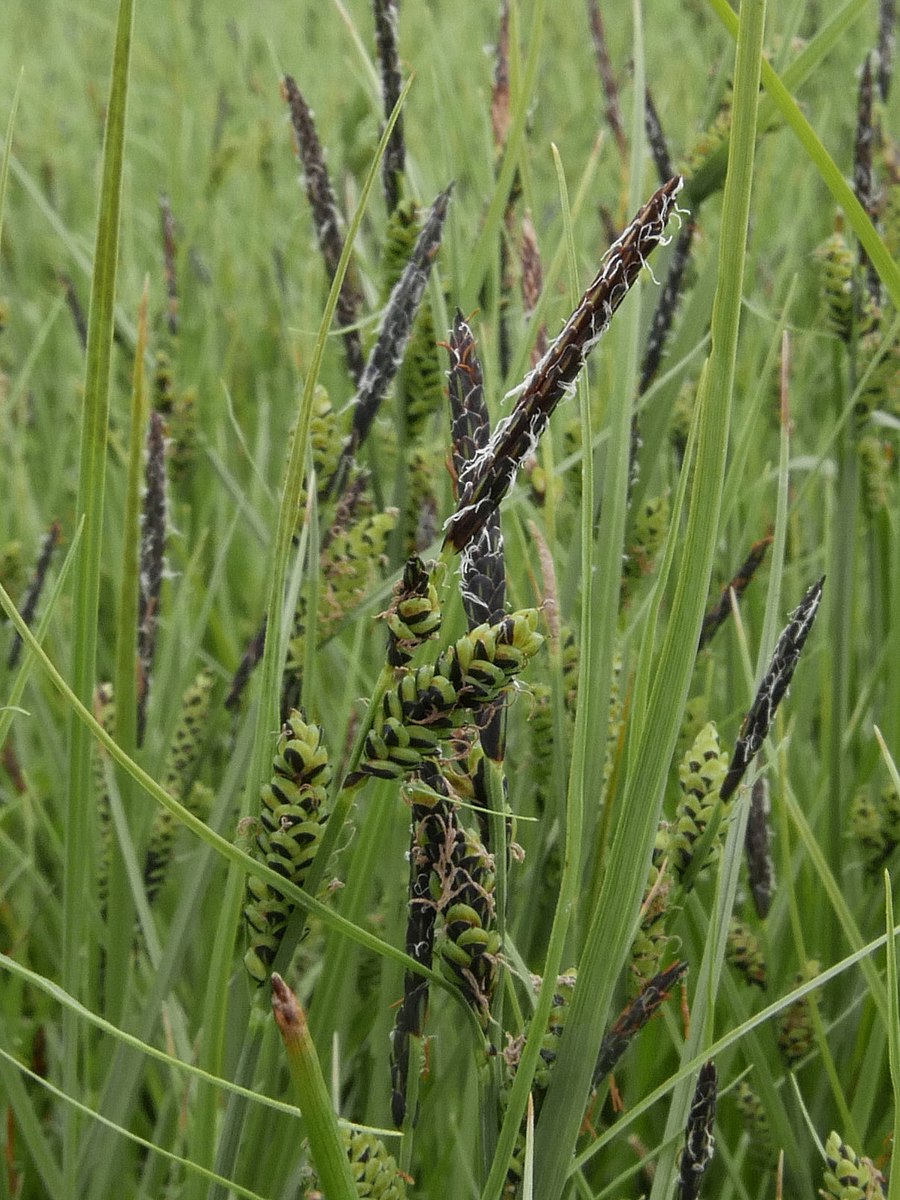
[444,177,684,554]
[347,186,452,456]
[137,410,168,745]
[698,535,772,651]
[777,960,820,1064]
[817,230,856,343]
[670,722,729,883]
[594,960,687,1084]
[720,577,825,803]
[373,0,405,214]
[243,711,332,983]
[6,520,61,671]
[282,74,365,386]
[677,1061,718,1200]
[735,1082,778,1170]
[745,775,775,919]
[144,668,216,904]
[726,918,767,988]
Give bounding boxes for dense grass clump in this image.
[1,2,899,1199]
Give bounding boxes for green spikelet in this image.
[602,650,624,795]
[529,683,554,813]
[670,378,696,463]
[677,695,709,757]
[669,722,729,882]
[243,711,331,984]
[184,780,214,819]
[153,348,176,415]
[822,1131,886,1200]
[777,959,819,1065]
[679,86,733,202]
[432,820,500,1027]
[855,322,899,426]
[735,1081,777,1170]
[404,447,441,552]
[168,385,198,480]
[296,386,343,514]
[402,300,444,443]
[629,840,673,994]
[162,668,215,797]
[883,183,900,262]
[93,684,116,919]
[381,198,420,298]
[726,918,767,989]
[0,540,23,600]
[881,784,900,846]
[816,232,854,343]
[560,626,579,712]
[344,1130,407,1199]
[850,788,887,874]
[320,509,398,629]
[625,492,670,582]
[144,668,215,904]
[501,969,578,1195]
[350,611,543,784]
[858,436,892,518]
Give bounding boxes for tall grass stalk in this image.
[62,0,134,1188]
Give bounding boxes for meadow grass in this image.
[1,2,899,1199]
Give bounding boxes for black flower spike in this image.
[593,960,687,1084]
[853,55,880,308]
[677,1061,718,1200]
[698,535,772,651]
[137,410,168,745]
[719,577,825,804]
[7,520,61,670]
[586,0,627,158]
[444,176,683,554]
[346,186,452,458]
[877,0,896,101]
[644,87,673,184]
[745,775,775,919]
[447,312,507,636]
[373,0,405,213]
[159,192,179,338]
[638,217,696,397]
[282,74,365,386]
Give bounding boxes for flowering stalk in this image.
[719,577,825,803]
[444,176,683,554]
[282,74,365,386]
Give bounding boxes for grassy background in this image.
[1,1,898,1198]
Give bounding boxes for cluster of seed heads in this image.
[822,1132,886,1200]
[348,610,543,785]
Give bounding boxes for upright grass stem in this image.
[62,0,134,1188]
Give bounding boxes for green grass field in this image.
[1,1,899,1198]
